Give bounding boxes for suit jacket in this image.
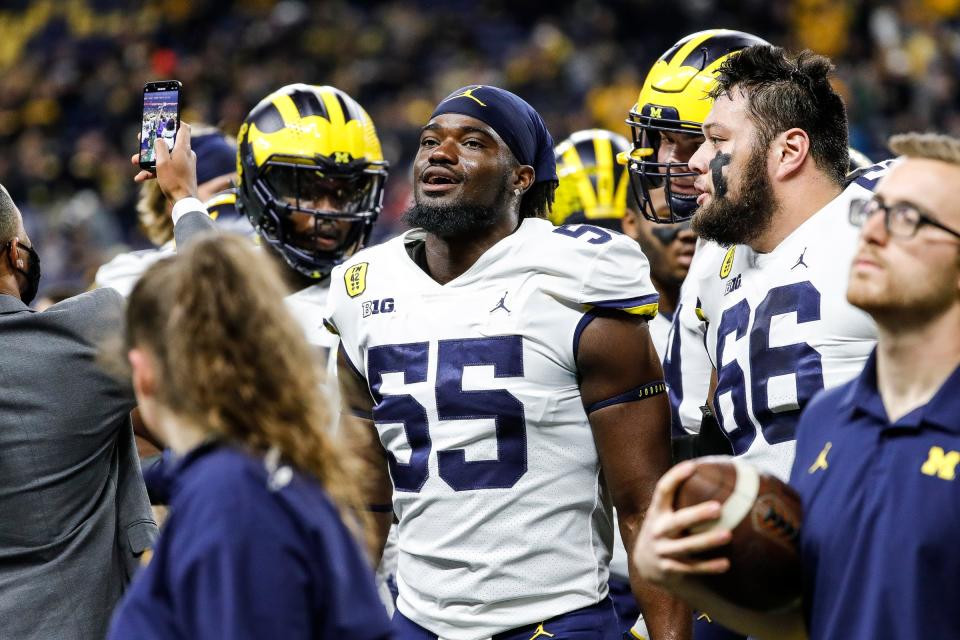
[0,209,215,639]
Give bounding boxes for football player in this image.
[623,29,769,446]
[327,86,690,639]
[236,83,388,354]
[682,45,891,479]
[235,82,400,613]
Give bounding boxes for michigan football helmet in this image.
[236,84,388,279]
[550,129,632,231]
[624,29,769,224]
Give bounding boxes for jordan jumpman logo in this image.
[490,291,511,314]
[528,623,555,640]
[791,247,809,270]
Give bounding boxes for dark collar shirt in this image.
[107,442,393,640]
[790,350,960,639]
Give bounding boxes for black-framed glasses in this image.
[849,197,960,241]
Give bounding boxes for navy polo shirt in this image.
[107,442,393,640]
[790,350,960,639]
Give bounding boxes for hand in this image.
[633,461,733,589]
[130,122,198,203]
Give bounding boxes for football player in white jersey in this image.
[553,128,697,636]
[235,83,401,610]
[623,30,770,454]
[235,83,388,357]
[622,35,769,638]
[679,45,887,480]
[327,85,689,640]
[115,86,397,611]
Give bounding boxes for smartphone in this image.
[139,80,182,170]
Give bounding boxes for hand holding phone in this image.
[139,80,182,171]
[153,122,198,203]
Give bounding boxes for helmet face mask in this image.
[249,159,386,278]
[625,29,769,224]
[237,84,388,280]
[624,113,702,224]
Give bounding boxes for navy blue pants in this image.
[606,578,745,640]
[607,576,640,637]
[393,597,621,639]
[694,613,746,640]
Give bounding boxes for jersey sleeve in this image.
[578,232,659,319]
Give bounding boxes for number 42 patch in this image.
[345,263,368,298]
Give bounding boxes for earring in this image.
[514,188,521,196]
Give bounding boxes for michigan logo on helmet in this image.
[236,84,388,279]
[623,29,769,224]
[551,129,632,231]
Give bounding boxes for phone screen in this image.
[140,83,181,167]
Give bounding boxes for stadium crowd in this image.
[0,0,959,294]
[1,1,960,640]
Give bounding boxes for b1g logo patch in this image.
[362,298,395,318]
[344,263,368,298]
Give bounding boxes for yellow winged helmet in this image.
[236,84,388,279]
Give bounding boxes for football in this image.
[673,456,803,612]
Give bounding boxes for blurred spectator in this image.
[106,234,392,640]
[0,0,958,290]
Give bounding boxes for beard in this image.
[691,141,779,247]
[403,180,512,238]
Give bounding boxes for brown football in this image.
[672,456,803,612]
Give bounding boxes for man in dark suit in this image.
[0,125,214,639]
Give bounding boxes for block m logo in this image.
[921,446,960,481]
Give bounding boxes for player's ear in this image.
[512,165,535,194]
[621,209,641,241]
[774,128,809,181]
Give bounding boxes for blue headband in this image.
[193,132,237,185]
[431,85,557,184]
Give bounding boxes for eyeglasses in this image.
[849,197,960,241]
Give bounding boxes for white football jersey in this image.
[695,168,893,479]
[662,238,718,435]
[94,242,175,297]
[285,281,337,353]
[646,309,673,362]
[326,218,659,640]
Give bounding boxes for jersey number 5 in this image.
[367,335,527,492]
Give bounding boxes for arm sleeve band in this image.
[585,380,667,414]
